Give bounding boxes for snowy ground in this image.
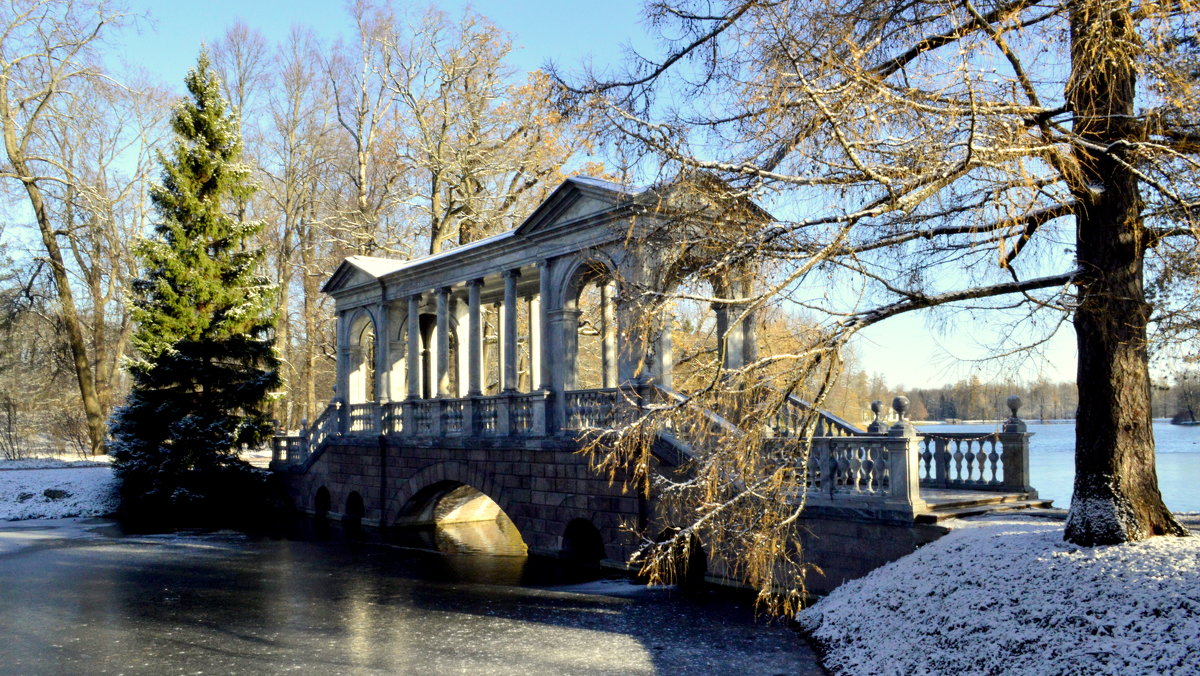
[799,514,1200,675]
[0,462,117,521]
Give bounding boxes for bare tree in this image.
[0,0,131,454]
[259,26,342,426]
[382,7,604,254]
[323,0,404,255]
[557,0,1199,606]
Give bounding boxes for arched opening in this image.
[561,518,606,566]
[313,486,332,539]
[348,314,377,404]
[393,481,527,557]
[649,529,708,589]
[564,262,616,391]
[417,313,460,398]
[344,491,365,539]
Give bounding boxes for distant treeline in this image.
[825,369,1200,424]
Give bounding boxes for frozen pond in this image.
[0,519,821,676]
[919,420,1200,512]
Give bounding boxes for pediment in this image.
[515,176,632,237]
[322,256,408,294]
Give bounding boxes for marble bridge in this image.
[271,177,1047,592]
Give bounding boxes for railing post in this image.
[299,418,310,458]
[402,400,416,438]
[497,393,512,436]
[531,391,548,436]
[335,399,347,435]
[430,400,444,438]
[1000,395,1036,495]
[462,397,476,436]
[886,396,926,514]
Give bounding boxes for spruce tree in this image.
[109,52,280,527]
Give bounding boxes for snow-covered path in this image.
[0,466,117,521]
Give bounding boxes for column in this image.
[467,278,483,396]
[601,281,618,388]
[406,294,421,399]
[436,286,451,398]
[527,296,539,390]
[502,269,520,392]
[335,310,350,403]
[374,300,390,403]
[738,279,758,366]
[538,261,553,391]
[656,308,674,390]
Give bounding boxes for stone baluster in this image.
[885,396,926,514]
[1000,395,1035,494]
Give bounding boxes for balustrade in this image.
[382,402,404,435]
[510,393,542,435]
[563,388,619,430]
[347,403,380,435]
[476,398,499,434]
[412,400,437,436]
[443,400,465,435]
[769,395,864,437]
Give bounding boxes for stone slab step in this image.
[922,491,1042,511]
[915,499,1055,524]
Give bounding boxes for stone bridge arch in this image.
[388,461,521,527]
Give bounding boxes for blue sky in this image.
[116,0,1078,390]
[120,1,650,88]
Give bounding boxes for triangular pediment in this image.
[322,256,409,294]
[514,176,633,237]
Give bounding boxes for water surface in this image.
[0,519,820,676]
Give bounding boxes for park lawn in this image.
[799,514,1200,675]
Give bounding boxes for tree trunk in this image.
[1064,0,1187,545]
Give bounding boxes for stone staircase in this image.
[915,488,1054,524]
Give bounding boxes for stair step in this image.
[916,499,1055,524]
[925,492,1041,511]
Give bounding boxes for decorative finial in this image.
[892,395,910,421]
[1007,395,1022,418]
[867,400,887,434]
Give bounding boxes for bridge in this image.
[271,177,1047,592]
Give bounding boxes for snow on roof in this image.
[566,175,639,194]
[344,255,410,278]
[799,514,1200,675]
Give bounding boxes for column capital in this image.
[467,277,484,288]
[503,268,521,280]
[437,285,452,296]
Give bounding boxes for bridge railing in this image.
[271,401,341,468]
[563,388,620,430]
[770,394,866,437]
[800,435,919,510]
[347,403,380,435]
[917,429,1032,492]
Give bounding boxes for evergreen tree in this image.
[109,52,280,527]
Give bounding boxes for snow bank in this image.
[0,466,118,520]
[799,515,1200,675]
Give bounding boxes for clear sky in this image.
[117,0,1079,390]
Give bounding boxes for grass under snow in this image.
[799,515,1200,675]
